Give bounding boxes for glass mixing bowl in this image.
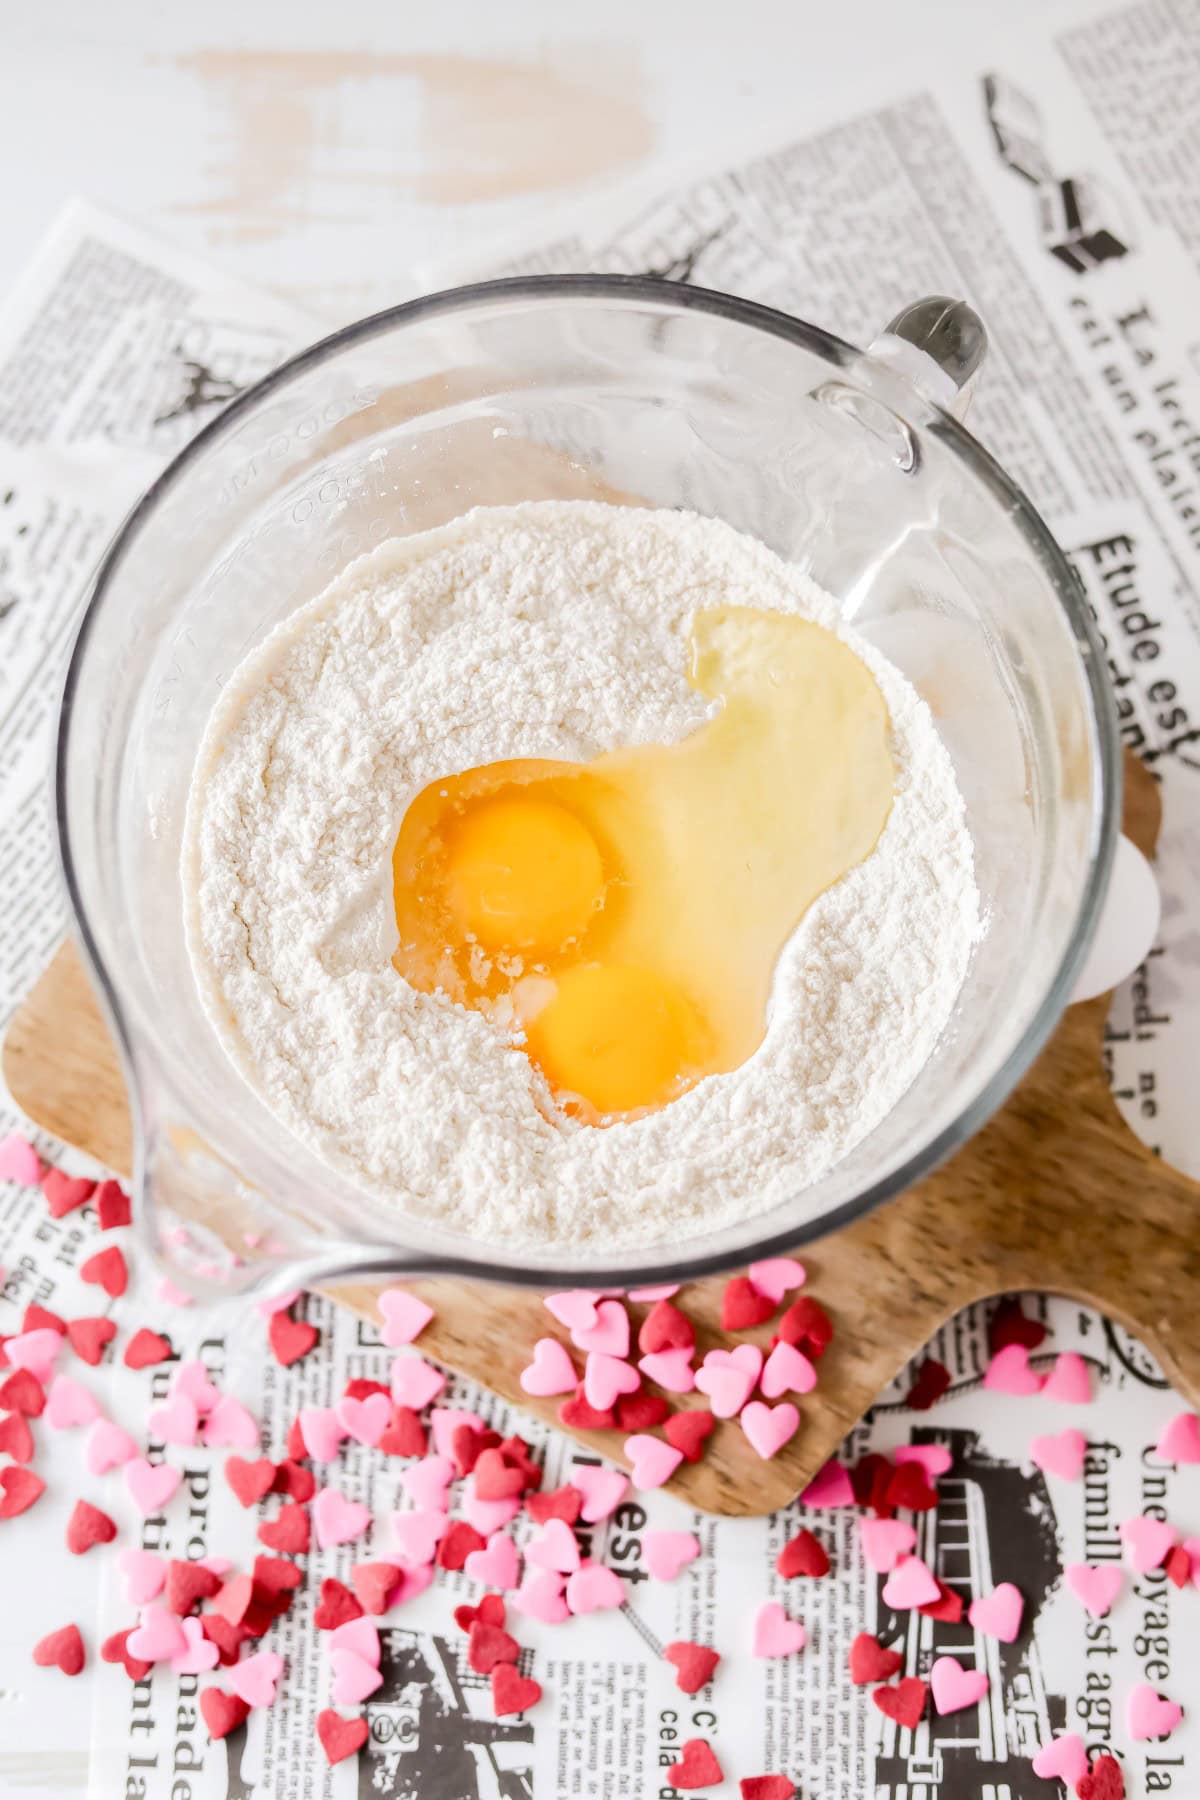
[56,277,1119,1298]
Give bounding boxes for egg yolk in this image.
[392,605,895,1123]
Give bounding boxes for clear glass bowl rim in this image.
[56,273,1122,1291]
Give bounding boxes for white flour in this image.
[183,502,979,1251]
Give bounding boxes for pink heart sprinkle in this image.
[464,1531,521,1590]
[430,1408,485,1459]
[1156,1410,1200,1465]
[741,1400,800,1460]
[87,1418,138,1474]
[253,1289,301,1317]
[1120,1514,1177,1572]
[527,1518,581,1574]
[565,1562,625,1614]
[519,1338,578,1397]
[642,1530,701,1582]
[5,1329,63,1383]
[571,1466,628,1521]
[227,1649,284,1710]
[894,1444,953,1479]
[625,1433,684,1489]
[800,1459,855,1508]
[1032,1733,1089,1786]
[313,1486,372,1549]
[0,1133,40,1184]
[127,1603,187,1663]
[400,1456,454,1510]
[1127,1682,1183,1742]
[396,1562,435,1606]
[389,1508,448,1568]
[1040,1351,1092,1405]
[170,1615,219,1675]
[752,1600,806,1658]
[201,1394,259,1451]
[571,1300,630,1359]
[627,1283,680,1302]
[968,1581,1024,1642]
[147,1393,200,1447]
[748,1257,806,1303]
[125,1458,183,1517]
[1030,1428,1087,1481]
[881,1555,941,1610]
[119,1549,167,1606]
[585,1351,641,1411]
[759,1341,817,1400]
[45,1374,101,1430]
[330,1617,381,1664]
[930,1655,990,1714]
[462,1486,523,1535]
[171,1361,220,1415]
[983,1344,1044,1396]
[389,1356,447,1411]
[337,1393,392,1448]
[1064,1563,1123,1619]
[543,1291,599,1334]
[378,1287,434,1347]
[330,1648,384,1705]
[637,1348,696,1394]
[157,1277,194,1308]
[200,1556,232,1576]
[299,1406,346,1462]
[695,1345,762,1419]
[513,1569,570,1624]
[860,1517,917,1573]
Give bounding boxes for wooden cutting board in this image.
[4,753,1198,1514]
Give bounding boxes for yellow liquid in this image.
[392,606,895,1121]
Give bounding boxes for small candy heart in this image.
[298,1406,345,1461]
[80,1245,127,1298]
[172,1360,221,1414]
[584,1351,641,1412]
[314,1579,364,1630]
[336,1393,391,1448]
[165,1558,221,1617]
[695,1344,763,1419]
[848,1632,903,1684]
[127,1604,187,1663]
[123,1327,172,1369]
[667,1738,724,1790]
[1,1468,46,1520]
[430,1407,486,1459]
[1077,1754,1126,1800]
[95,1180,132,1230]
[1030,1427,1087,1481]
[390,1508,448,1568]
[227,1650,284,1709]
[330,1616,381,1663]
[400,1455,454,1511]
[748,1257,806,1303]
[664,1640,720,1694]
[616,1392,669,1432]
[904,1358,951,1410]
[638,1348,696,1393]
[0,1368,46,1415]
[258,1502,310,1555]
[455,1593,507,1634]
[87,1418,138,1474]
[565,1563,625,1614]
[1127,1682,1183,1742]
[0,1411,34,1463]
[511,1569,570,1625]
[1120,1514,1176,1572]
[212,1574,254,1627]
[527,1518,581,1574]
[225,1455,277,1508]
[148,1393,201,1447]
[777,1528,829,1579]
[665,1409,715,1463]
[313,1486,372,1549]
[930,1655,989,1714]
[464,1531,521,1590]
[860,1517,917,1573]
[519,1337,578,1397]
[45,1374,101,1430]
[0,1132,40,1185]
[741,1400,799,1460]
[968,1581,1025,1642]
[491,1663,543,1717]
[200,1688,251,1741]
[982,1344,1044,1396]
[1032,1732,1089,1786]
[625,1433,684,1489]
[379,1405,427,1458]
[467,1620,520,1674]
[1065,1562,1123,1618]
[316,1709,369,1766]
[558,1387,616,1431]
[202,1394,259,1451]
[389,1355,446,1412]
[437,1520,488,1571]
[637,1299,695,1356]
[171,1616,219,1675]
[268,1310,319,1367]
[350,1562,401,1615]
[893,1444,953,1479]
[721,1275,776,1331]
[799,1458,854,1508]
[120,1549,167,1605]
[777,1295,834,1358]
[740,1779,794,1800]
[752,1600,806,1657]
[377,1287,434,1346]
[65,1316,117,1366]
[66,1498,117,1554]
[1041,1351,1093,1405]
[330,1648,383,1706]
[881,1555,941,1610]
[543,1290,599,1333]
[32,1623,85,1676]
[759,1341,817,1400]
[1155,1410,1200,1464]
[642,1530,701,1582]
[125,1458,183,1517]
[988,1296,1047,1353]
[101,1629,152,1682]
[871,1677,927,1730]
[570,1465,628,1521]
[473,1447,527,1502]
[571,1300,630,1359]
[5,1328,63,1383]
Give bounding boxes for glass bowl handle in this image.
[867,295,989,421]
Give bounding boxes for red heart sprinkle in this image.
[200,1613,253,1664]
[988,1297,1046,1354]
[450,1423,495,1477]
[616,1392,670,1431]
[905,1359,952,1411]
[101,1628,152,1681]
[559,1386,617,1431]
[213,1573,254,1626]
[95,1180,132,1230]
[253,1553,303,1596]
[777,1296,834,1358]
[200,1687,251,1741]
[268,1309,319,1368]
[66,1316,117,1366]
[721,1275,776,1331]
[740,1780,795,1800]
[22,1303,66,1334]
[80,1245,127,1298]
[351,1562,401,1615]
[884,1463,938,1512]
[1164,1544,1191,1588]
[66,1498,117,1554]
[1076,1754,1126,1800]
[316,1708,368,1765]
[497,1436,540,1488]
[285,1416,307,1460]
[491,1663,542,1717]
[225,1456,278,1508]
[272,1458,316,1502]
[664,1409,715,1462]
[777,1528,830,1579]
[245,1594,287,1633]
[467,1620,521,1674]
[917,1579,964,1623]
[664,1640,720,1694]
[526,1484,583,1526]
[123,1328,173,1370]
[473,1448,527,1501]
[437,1520,486,1570]
[32,1623,85,1675]
[41,1170,95,1219]
[0,1367,47,1416]
[871,1677,928,1729]
[0,1411,35,1463]
[343,1377,390,1401]
[455,1592,507,1632]
[0,1464,46,1516]
[668,1738,724,1790]
[848,1631,904,1684]
[379,1405,427,1459]
[258,1502,310,1555]
[314,1578,364,1630]
[637,1298,696,1355]
[166,1559,222,1615]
